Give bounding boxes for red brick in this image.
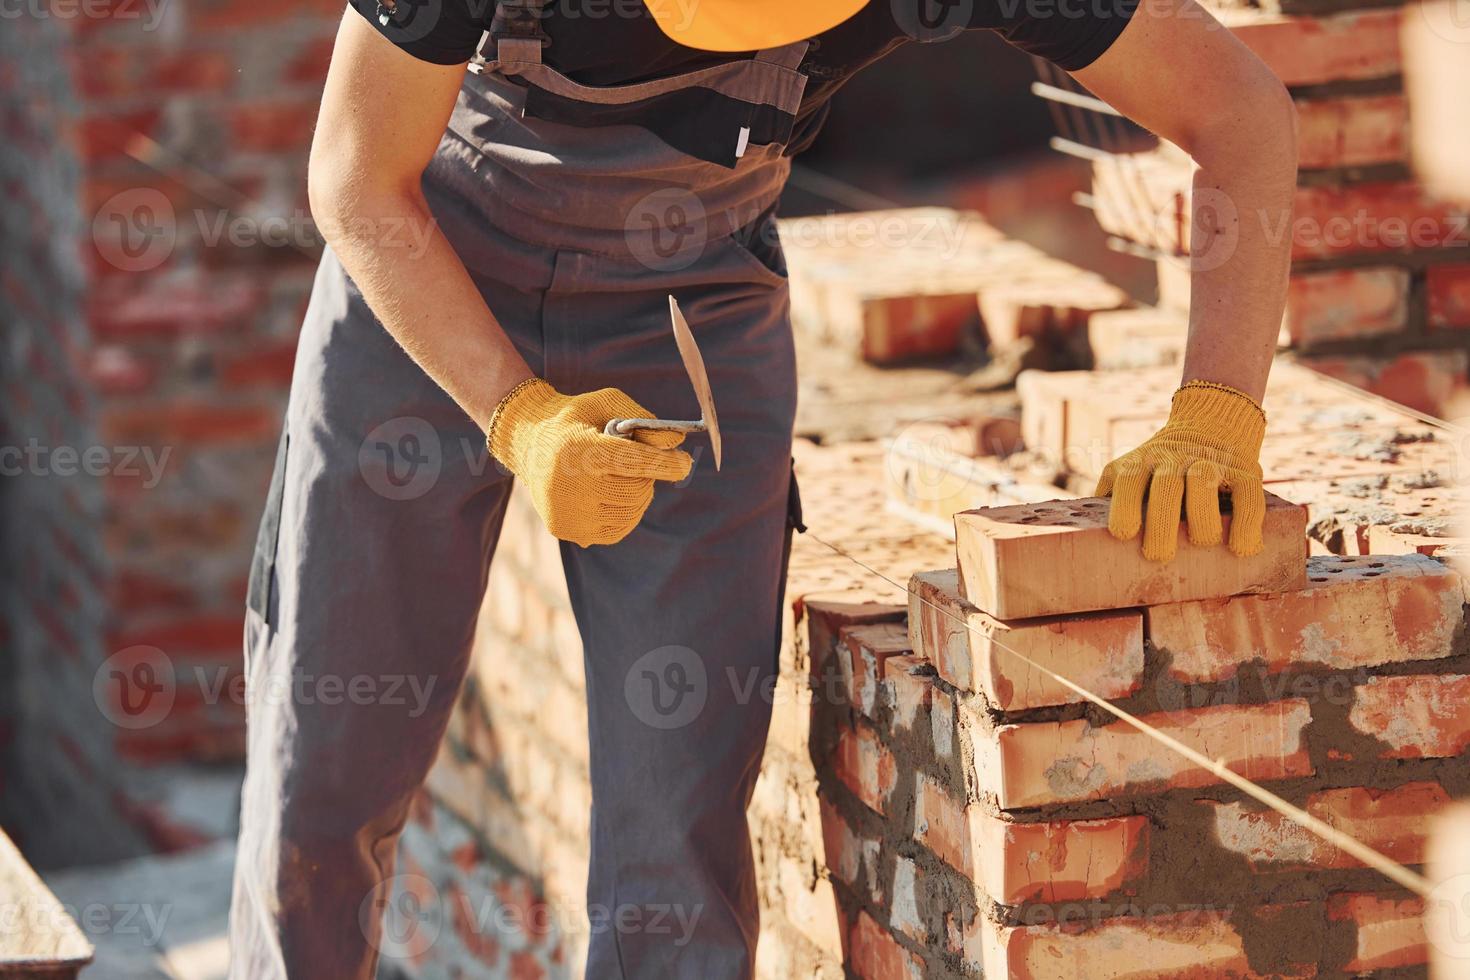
[1347,674,1470,759]
[975,910,1252,980]
[74,108,160,163]
[1282,267,1409,347]
[805,600,906,683]
[839,622,912,718]
[974,700,1314,809]
[908,568,1144,711]
[1288,182,1469,261]
[100,402,279,446]
[1086,307,1188,370]
[1328,893,1427,972]
[883,655,933,734]
[834,721,897,814]
[1428,263,1470,331]
[1295,94,1408,171]
[849,911,923,980]
[819,797,880,904]
[217,340,298,388]
[1147,554,1465,684]
[914,775,1150,904]
[1204,782,1450,871]
[228,102,321,154]
[1300,350,1469,419]
[953,495,1308,619]
[1223,8,1402,87]
[108,614,244,659]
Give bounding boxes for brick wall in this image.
[1085,0,1470,417]
[2,0,337,861]
[827,515,1465,977]
[0,12,151,869]
[79,0,337,766]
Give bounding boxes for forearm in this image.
[1177,88,1298,403]
[314,184,534,431]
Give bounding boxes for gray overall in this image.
[227,13,808,980]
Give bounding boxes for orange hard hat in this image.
[644,0,870,52]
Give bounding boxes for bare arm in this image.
[1074,0,1298,403]
[308,12,533,431]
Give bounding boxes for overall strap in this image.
[752,41,810,71]
[489,0,551,64]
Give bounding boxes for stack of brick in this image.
[781,208,1129,363]
[1012,361,1469,557]
[882,359,1470,557]
[807,486,1470,977]
[1083,1,1470,416]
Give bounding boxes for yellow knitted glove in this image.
[487,379,693,548]
[1094,380,1267,562]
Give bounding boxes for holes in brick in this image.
[1364,572,1382,577]
[1368,562,1385,568]
[1310,577,1328,583]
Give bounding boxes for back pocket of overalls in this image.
[245,427,289,624]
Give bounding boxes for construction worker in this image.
[228,0,1297,976]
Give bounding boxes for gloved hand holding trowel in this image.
[485,297,720,547]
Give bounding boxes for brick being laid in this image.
[952,494,1308,620]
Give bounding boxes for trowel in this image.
[604,295,723,471]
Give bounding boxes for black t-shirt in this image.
[352,0,1137,156]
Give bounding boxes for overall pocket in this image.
[245,426,289,624]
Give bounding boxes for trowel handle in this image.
[604,418,707,438]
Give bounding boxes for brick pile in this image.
[888,360,1469,560]
[782,209,1129,364]
[1083,0,1470,415]
[808,488,1470,978]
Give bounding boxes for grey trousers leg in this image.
[228,189,796,979]
[543,249,797,978]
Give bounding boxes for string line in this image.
[801,529,1434,898]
